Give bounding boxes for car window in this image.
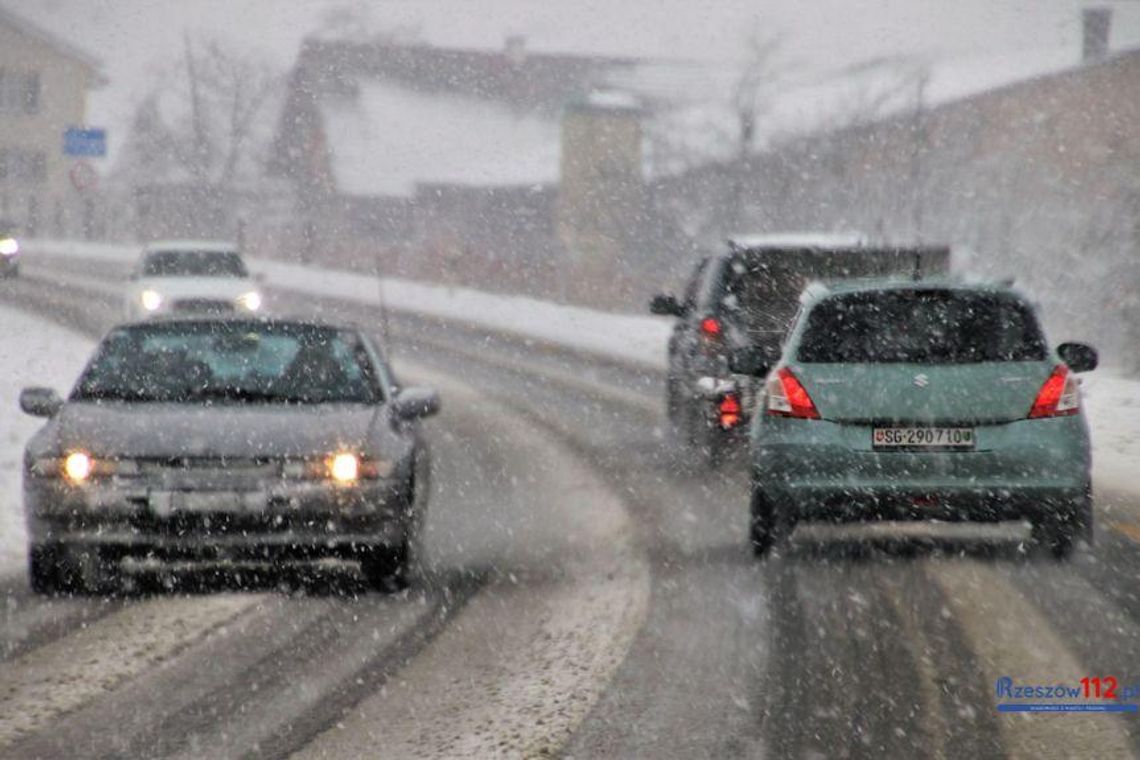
[796,289,1048,364]
[72,321,382,404]
[142,250,248,278]
[681,257,709,310]
[719,255,805,336]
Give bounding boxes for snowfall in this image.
[1,247,1137,576]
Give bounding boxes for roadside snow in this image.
[0,307,93,576]
[1081,374,1140,494]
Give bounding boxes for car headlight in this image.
[140,289,163,311]
[237,291,262,311]
[329,452,359,483]
[64,452,92,483]
[0,237,18,256]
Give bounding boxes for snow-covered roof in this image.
[321,80,563,197]
[144,240,239,254]
[0,4,105,84]
[729,232,870,249]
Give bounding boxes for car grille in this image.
[171,298,234,313]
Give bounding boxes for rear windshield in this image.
[797,289,1048,364]
[143,250,248,278]
[73,321,382,404]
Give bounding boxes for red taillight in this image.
[766,367,821,420]
[718,393,742,429]
[1029,365,1080,418]
[700,317,722,338]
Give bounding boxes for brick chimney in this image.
[1082,7,1112,62]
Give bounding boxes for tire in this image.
[1032,494,1091,560]
[29,544,67,595]
[360,543,409,591]
[750,489,791,558]
[30,544,120,595]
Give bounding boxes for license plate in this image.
[872,427,975,449]
[150,491,265,515]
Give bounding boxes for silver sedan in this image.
[20,315,439,593]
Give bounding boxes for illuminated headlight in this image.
[64,452,92,483]
[0,238,17,256]
[140,289,163,312]
[329,452,359,484]
[236,291,262,312]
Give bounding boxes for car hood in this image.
[51,402,380,459]
[790,362,1056,424]
[133,276,257,300]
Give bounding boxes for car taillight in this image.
[700,316,722,339]
[718,392,742,429]
[1028,365,1080,418]
[766,367,821,420]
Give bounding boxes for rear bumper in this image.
[751,415,1091,522]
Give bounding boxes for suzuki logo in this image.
[913,373,930,388]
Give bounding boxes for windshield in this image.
[142,250,248,278]
[72,321,381,404]
[797,289,1048,363]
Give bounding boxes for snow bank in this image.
[0,307,94,576]
[251,258,673,370]
[1081,374,1140,494]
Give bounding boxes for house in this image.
[0,4,104,237]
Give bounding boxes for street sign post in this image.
[63,127,107,158]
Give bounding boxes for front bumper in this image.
[26,478,409,559]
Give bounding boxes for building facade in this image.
[0,6,103,237]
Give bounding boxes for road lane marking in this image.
[291,363,651,759]
[0,594,261,749]
[930,562,1133,760]
[1107,521,1140,544]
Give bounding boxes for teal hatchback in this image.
[742,280,1098,559]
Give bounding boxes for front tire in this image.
[360,543,409,591]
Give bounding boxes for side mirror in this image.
[20,387,63,418]
[1057,342,1098,373]
[392,387,440,421]
[729,345,777,377]
[650,293,686,317]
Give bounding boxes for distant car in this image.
[20,316,439,594]
[739,279,1097,559]
[125,240,263,319]
[651,235,950,465]
[0,225,19,278]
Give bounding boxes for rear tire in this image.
[750,489,791,558]
[1032,495,1090,560]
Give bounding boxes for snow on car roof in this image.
[143,240,241,254]
[728,232,871,249]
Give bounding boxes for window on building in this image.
[0,148,47,183]
[0,68,41,114]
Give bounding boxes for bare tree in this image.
[118,35,280,192]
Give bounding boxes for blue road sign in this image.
[63,127,107,158]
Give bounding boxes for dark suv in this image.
[650,236,950,465]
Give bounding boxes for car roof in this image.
[799,276,1028,305]
[143,240,240,254]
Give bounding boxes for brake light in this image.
[1028,365,1080,418]
[700,317,722,339]
[766,367,821,419]
[718,393,742,429]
